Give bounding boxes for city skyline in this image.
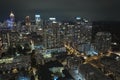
[0,0,120,21]
[0,1,120,80]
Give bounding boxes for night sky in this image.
[0,0,120,21]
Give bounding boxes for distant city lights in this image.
[76,17,81,20]
[35,14,41,22]
[49,17,56,21]
[35,14,40,17]
[83,19,88,22]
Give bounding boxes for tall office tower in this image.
[0,37,3,57]
[0,22,2,27]
[7,11,15,30]
[63,18,92,54]
[74,18,92,53]
[0,37,2,50]
[10,11,15,21]
[25,16,31,32]
[44,18,64,49]
[34,14,43,30]
[0,31,10,49]
[94,32,111,53]
[16,21,21,32]
[25,16,31,25]
[64,24,75,45]
[9,32,20,45]
[35,14,41,24]
[0,31,20,50]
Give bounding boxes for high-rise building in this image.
[35,14,41,23]
[44,21,64,49]
[43,18,92,54]
[0,31,10,49]
[10,11,15,20]
[94,32,112,53]
[6,11,15,30]
[25,16,31,26]
[35,14,43,29]
[25,16,31,32]
[0,37,3,57]
[63,19,92,54]
[0,37,2,50]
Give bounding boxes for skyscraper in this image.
[10,11,15,21]
[7,11,15,29]
[64,19,92,54]
[35,14,41,24]
[44,19,64,49]
[94,32,111,53]
[35,14,43,29]
[25,16,31,32]
[0,37,2,50]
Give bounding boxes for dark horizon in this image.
[0,0,120,21]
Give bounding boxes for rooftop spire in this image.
[10,11,14,18]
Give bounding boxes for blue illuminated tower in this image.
[10,11,15,21]
[7,11,15,29]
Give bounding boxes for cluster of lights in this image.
[76,17,81,20]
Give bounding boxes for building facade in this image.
[94,32,112,53]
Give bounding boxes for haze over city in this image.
[0,0,120,21]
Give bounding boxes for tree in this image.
[23,43,32,54]
[16,44,23,54]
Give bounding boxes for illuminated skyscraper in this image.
[94,32,111,53]
[0,37,2,50]
[35,14,43,29]
[25,16,31,32]
[35,14,41,24]
[25,16,31,26]
[10,11,15,21]
[63,19,92,53]
[44,19,64,49]
[7,11,15,29]
[49,17,57,23]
